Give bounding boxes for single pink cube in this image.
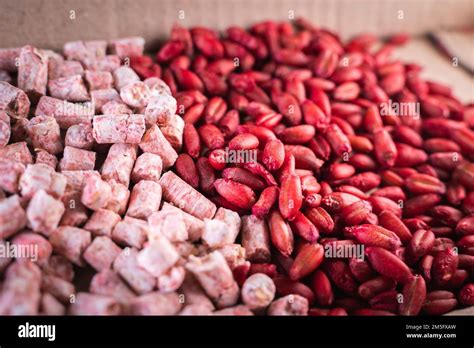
[59,146,96,171]
[18,45,48,97]
[41,293,66,315]
[60,204,88,227]
[65,123,94,150]
[84,70,113,91]
[0,195,27,239]
[41,254,75,282]
[68,292,120,315]
[120,81,151,108]
[202,219,235,249]
[84,208,121,237]
[0,141,33,165]
[11,231,53,265]
[35,149,58,169]
[161,202,204,242]
[0,81,30,118]
[0,111,10,147]
[112,216,148,249]
[144,77,171,96]
[126,292,182,315]
[101,144,137,187]
[35,96,94,129]
[93,114,145,144]
[83,236,122,271]
[90,269,136,302]
[41,274,75,303]
[49,226,91,266]
[241,215,271,263]
[104,180,130,215]
[157,266,186,293]
[27,116,63,155]
[63,40,107,63]
[19,163,67,199]
[148,209,188,242]
[139,125,178,169]
[26,189,65,236]
[113,247,156,294]
[144,93,177,127]
[80,172,111,210]
[137,235,180,277]
[126,180,162,219]
[113,66,140,90]
[160,114,185,151]
[0,261,41,315]
[215,244,247,270]
[185,251,239,309]
[0,158,25,193]
[131,152,163,184]
[48,74,89,102]
[48,59,84,80]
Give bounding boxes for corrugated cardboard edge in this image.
[1,0,473,51]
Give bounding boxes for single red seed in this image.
[279,174,303,220]
[423,291,458,315]
[278,125,316,144]
[198,124,225,150]
[243,162,277,186]
[284,145,324,171]
[268,210,294,257]
[311,270,334,306]
[458,284,474,305]
[289,211,320,242]
[204,96,227,124]
[196,157,216,194]
[228,133,259,150]
[218,109,240,138]
[365,246,413,284]
[214,178,257,209]
[252,186,279,218]
[349,258,376,283]
[222,167,266,191]
[183,123,201,159]
[358,276,396,300]
[248,263,277,278]
[373,129,398,167]
[432,248,459,286]
[289,243,324,280]
[208,149,227,170]
[174,154,199,188]
[324,260,358,294]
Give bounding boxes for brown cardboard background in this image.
[1,0,473,51]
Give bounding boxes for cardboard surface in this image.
[1,0,473,51]
[393,38,474,103]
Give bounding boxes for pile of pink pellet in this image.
[0,18,473,316]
